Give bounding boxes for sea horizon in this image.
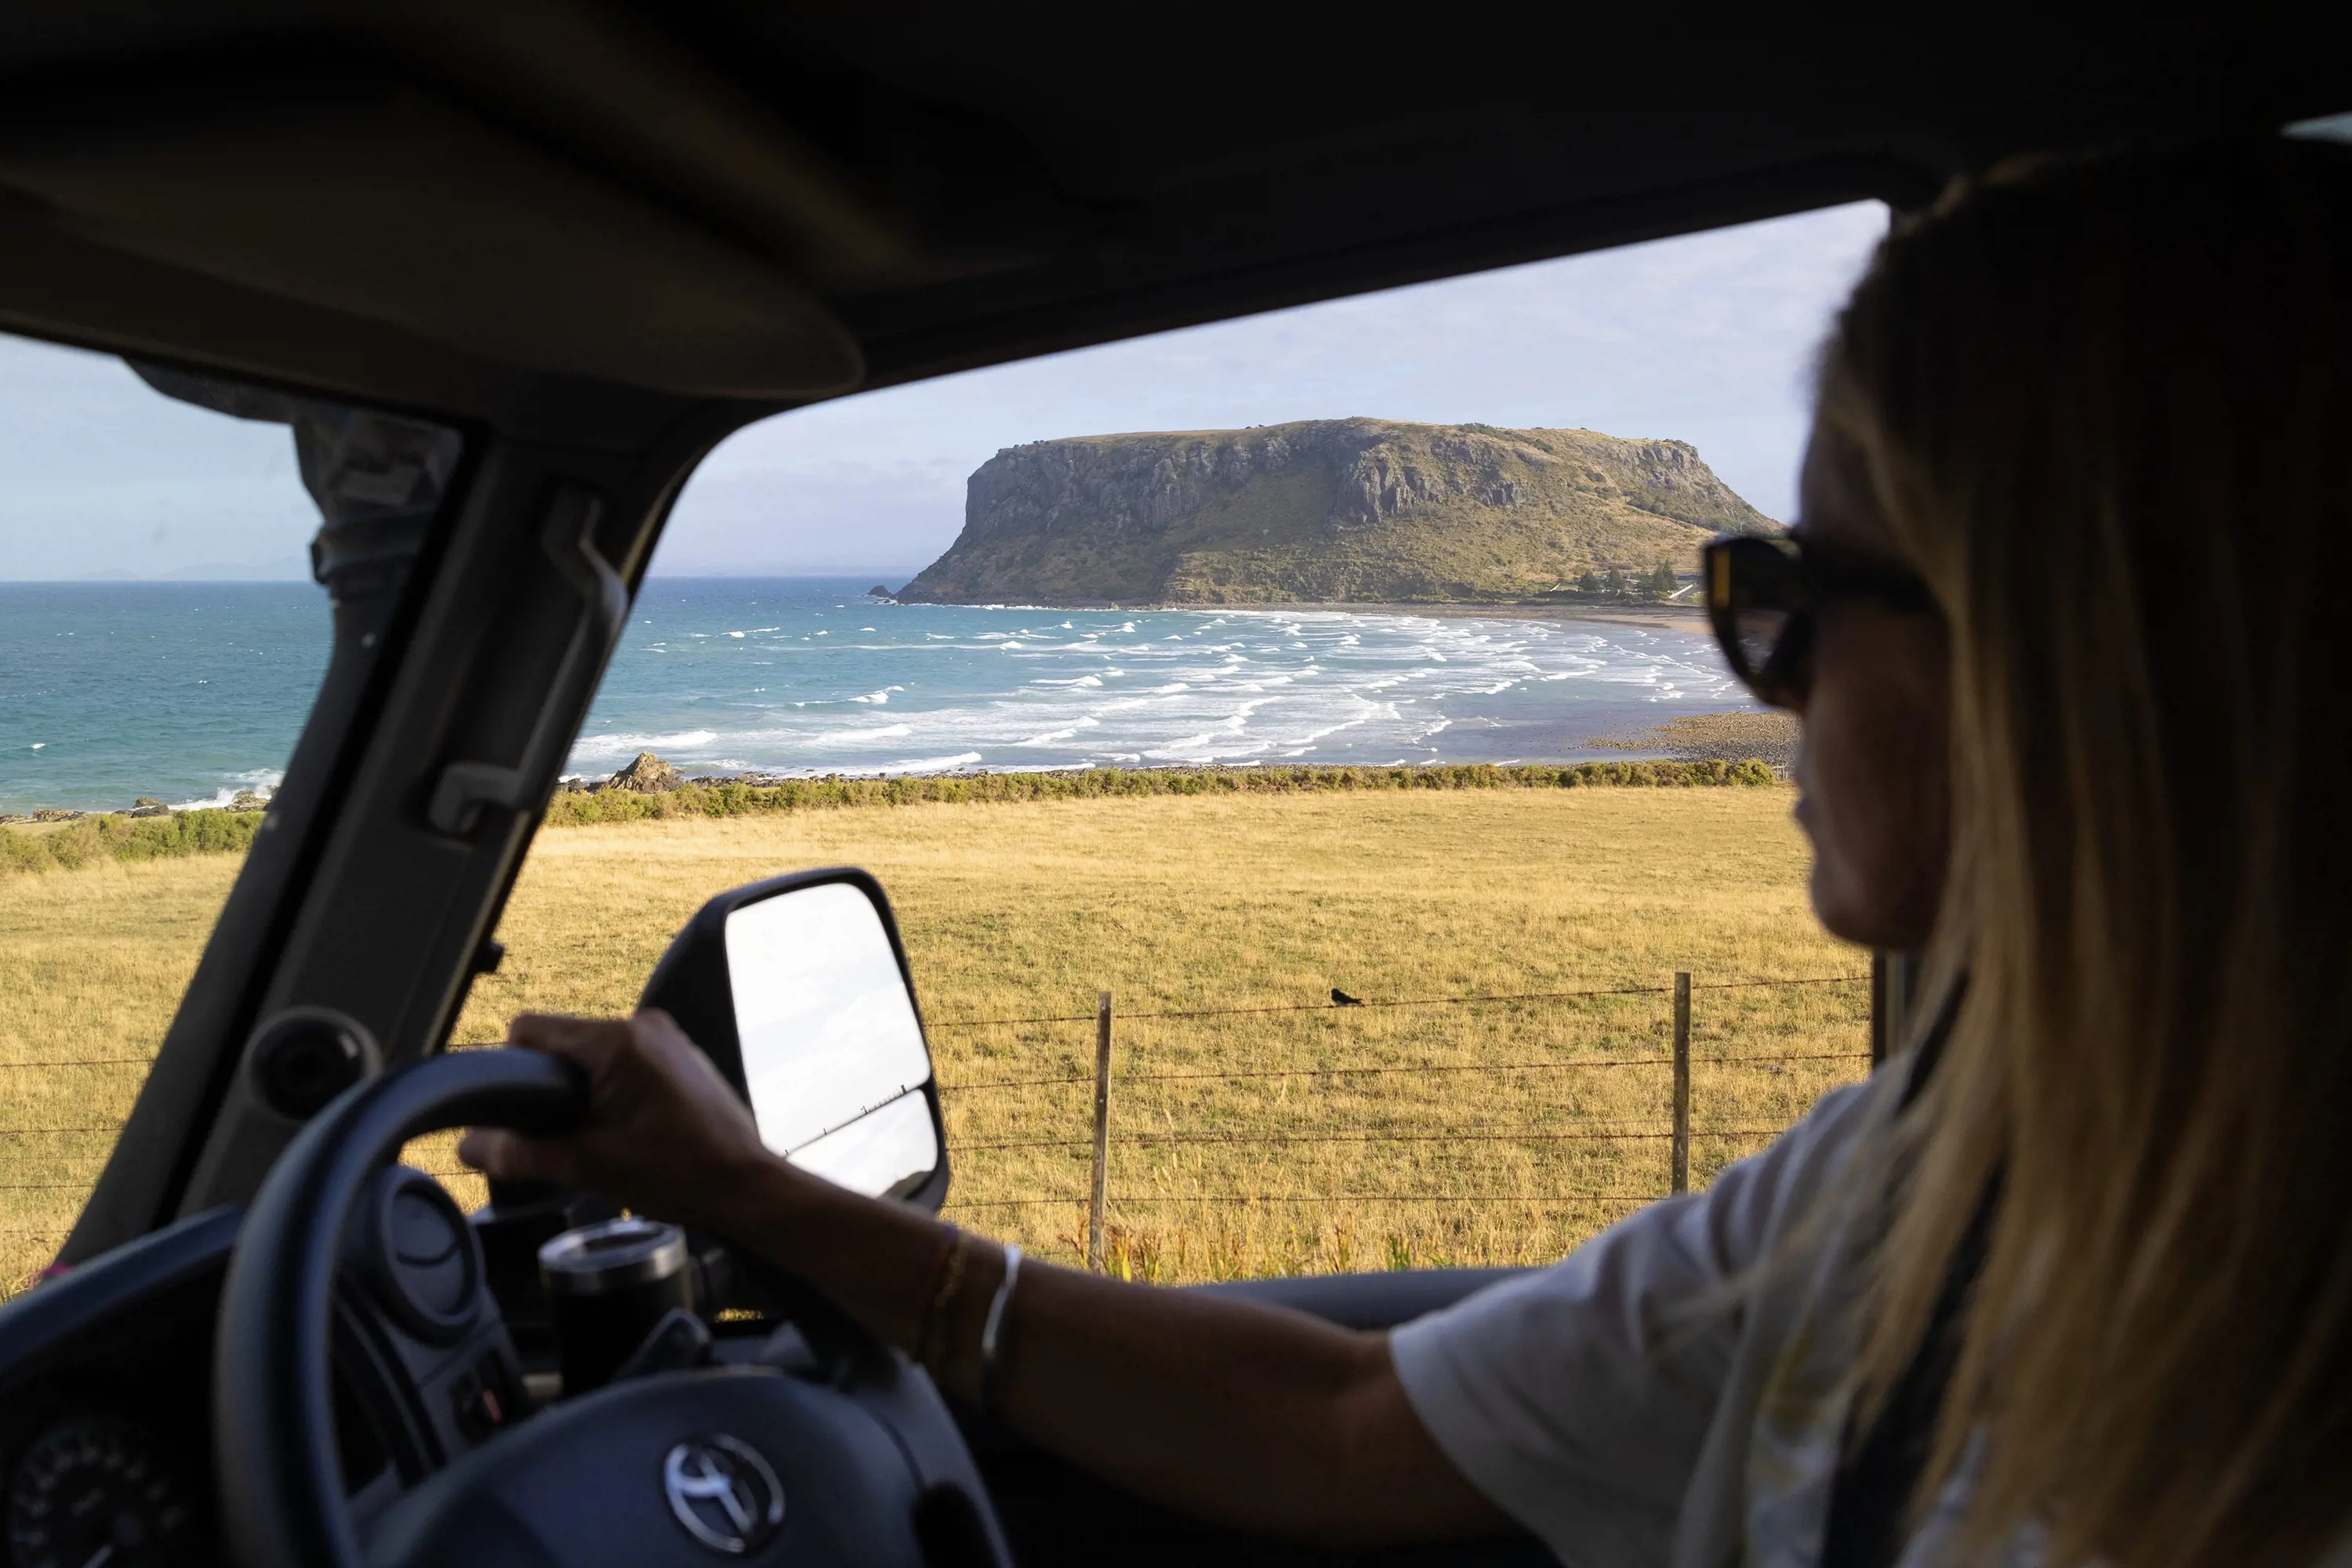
[0,576,1759,815]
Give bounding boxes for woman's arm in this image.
[459,1011,1510,1548]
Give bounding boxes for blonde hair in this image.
[1822,139,2352,1566]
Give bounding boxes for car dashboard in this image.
[2,1212,228,1567]
[2,1196,1552,1568]
[0,1187,523,1568]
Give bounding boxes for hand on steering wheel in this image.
[458,1010,775,1232]
[215,1046,1008,1568]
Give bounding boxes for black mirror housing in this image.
[637,867,949,1213]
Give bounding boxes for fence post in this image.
[1087,989,1113,1271]
[1671,972,1691,1195]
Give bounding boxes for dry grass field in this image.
[2,787,1870,1298]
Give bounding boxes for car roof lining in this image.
[0,4,2340,430]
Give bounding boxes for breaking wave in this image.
[557,582,1756,779]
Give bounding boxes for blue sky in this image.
[0,200,1886,581]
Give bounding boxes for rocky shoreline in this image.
[8,722,1795,826]
[0,788,270,827]
[559,729,1799,800]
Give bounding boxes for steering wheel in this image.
[214,1048,1010,1566]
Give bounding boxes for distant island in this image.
[894,417,1777,607]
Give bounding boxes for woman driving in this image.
[463,138,2352,1568]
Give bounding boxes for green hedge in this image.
[0,808,263,876]
[539,758,1778,828]
[0,760,1777,877]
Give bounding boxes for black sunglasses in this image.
[1701,533,1938,709]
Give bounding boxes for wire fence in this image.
[921,972,1875,1274]
[1,971,1877,1287]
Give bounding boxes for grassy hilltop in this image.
[897,417,1778,606]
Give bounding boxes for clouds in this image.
[659,199,1889,579]
[0,199,1885,581]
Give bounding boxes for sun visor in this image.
[0,78,864,398]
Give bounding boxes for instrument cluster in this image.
[7,1414,203,1568]
[0,1173,531,1568]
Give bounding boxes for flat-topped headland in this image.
[895,417,1777,608]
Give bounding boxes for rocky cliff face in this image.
[897,418,1775,605]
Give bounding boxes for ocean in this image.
[0,578,1758,815]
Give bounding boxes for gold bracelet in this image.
[917,1229,972,1377]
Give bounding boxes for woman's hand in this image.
[457,1009,779,1233]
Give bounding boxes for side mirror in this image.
[638,869,947,1210]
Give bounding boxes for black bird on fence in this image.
[1331,988,1364,1007]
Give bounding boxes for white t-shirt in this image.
[1390,1071,1902,1568]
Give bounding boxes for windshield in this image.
[3,204,1887,1294]
[466,201,1888,1281]
[0,335,459,1298]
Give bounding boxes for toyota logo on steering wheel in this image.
[662,1435,786,1554]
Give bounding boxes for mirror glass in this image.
[724,882,940,1201]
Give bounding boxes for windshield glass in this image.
[465,201,1889,1281]
[0,335,458,1298]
